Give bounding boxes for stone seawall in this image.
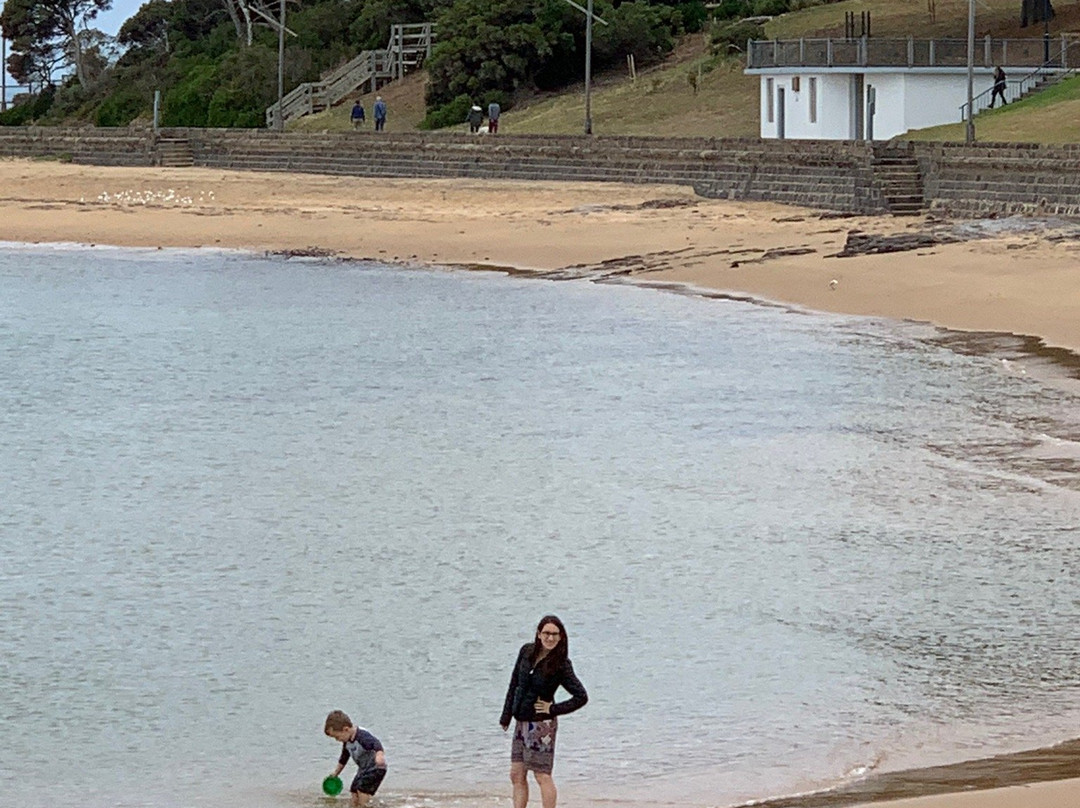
[0,127,155,166]
[0,127,888,214]
[2,126,1080,218]
[908,141,1080,218]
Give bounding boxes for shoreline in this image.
[4,159,1080,808]
[2,159,1079,359]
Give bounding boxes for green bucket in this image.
[322,776,344,796]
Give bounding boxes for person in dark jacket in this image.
[990,66,1007,108]
[500,615,588,808]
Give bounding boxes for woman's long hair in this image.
[530,614,568,673]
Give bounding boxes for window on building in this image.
[766,78,774,123]
[791,76,800,92]
[809,77,817,123]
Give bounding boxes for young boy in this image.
[324,710,387,806]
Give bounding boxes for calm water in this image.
[2,244,1080,808]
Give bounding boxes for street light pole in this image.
[556,0,606,134]
[1043,0,1051,64]
[965,0,975,144]
[584,0,593,134]
[276,0,285,131]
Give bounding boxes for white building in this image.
[745,36,1075,140]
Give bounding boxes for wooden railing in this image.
[266,22,435,128]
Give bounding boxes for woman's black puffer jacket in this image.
[500,643,588,725]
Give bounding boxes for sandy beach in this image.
[3,158,1080,808]
[3,159,1080,362]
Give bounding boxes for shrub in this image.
[420,93,474,129]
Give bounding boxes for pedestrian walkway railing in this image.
[266,22,435,128]
[960,62,1078,121]
[747,35,1080,69]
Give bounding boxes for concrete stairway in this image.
[157,137,194,167]
[872,146,924,216]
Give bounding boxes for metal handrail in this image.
[746,35,1080,70]
[960,62,1077,120]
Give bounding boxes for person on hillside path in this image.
[468,104,484,133]
[374,96,387,131]
[488,101,501,134]
[500,615,588,808]
[990,66,1007,108]
[350,100,365,129]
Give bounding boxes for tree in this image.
[1020,0,1054,28]
[118,0,174,53]
[0,0,112,88]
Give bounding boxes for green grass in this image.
[291,0,1080,142]
[905,75,1080,143]
[502,45,760,138]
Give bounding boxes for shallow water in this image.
[2,245,1079,808]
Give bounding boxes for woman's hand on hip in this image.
[534,699,552,715]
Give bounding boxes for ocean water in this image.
[2,244,1079,808]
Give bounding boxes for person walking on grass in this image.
[351,99,366,129]
[374,96,387,131]
[990,66,1007,108]
[488,100,501,134]
[500,615,588,808]
[468,104,484,133]
[324,710,388,807]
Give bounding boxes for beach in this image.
[3,158,1080,808]
[3,159,1080,362]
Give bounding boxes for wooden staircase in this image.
[157,137,194,167]
[266,23,434,129]
[872,145,924,216]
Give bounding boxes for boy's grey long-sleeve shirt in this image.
[339,727,385,776]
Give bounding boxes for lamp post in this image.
[276,0,285,131]
[558,0,607,135]
[1043,0,1051,65]
[584,0,593,134]
[965,0,975,144]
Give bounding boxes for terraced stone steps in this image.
[157,137,194,167]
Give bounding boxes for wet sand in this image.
[3,158,1080,807]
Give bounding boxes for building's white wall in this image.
[756,68,1015,140]
[864,73,906,139]
[758,73,851,139]
[901,72,996,133]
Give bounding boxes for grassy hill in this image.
[292,0,1080,141]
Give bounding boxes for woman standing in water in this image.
[500,615,588,808]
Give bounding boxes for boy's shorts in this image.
[351,767,386,795]
[511,718,557,774]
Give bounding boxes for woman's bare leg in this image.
[510,762,529,808]
[533,772,557,808]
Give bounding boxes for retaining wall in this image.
[907,140,1080,217]
[3,126,1080,218]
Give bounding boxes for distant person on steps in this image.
[374,96,387,131]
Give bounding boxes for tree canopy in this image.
[1,0,711,127]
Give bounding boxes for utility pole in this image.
[965,0,975,144]
[1043,0,1051,64]
[584,0,593,134]
[1,36,6,113]
[276,0,286,131]
[557,0,607,135]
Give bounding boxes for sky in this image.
[3,0,144,102]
